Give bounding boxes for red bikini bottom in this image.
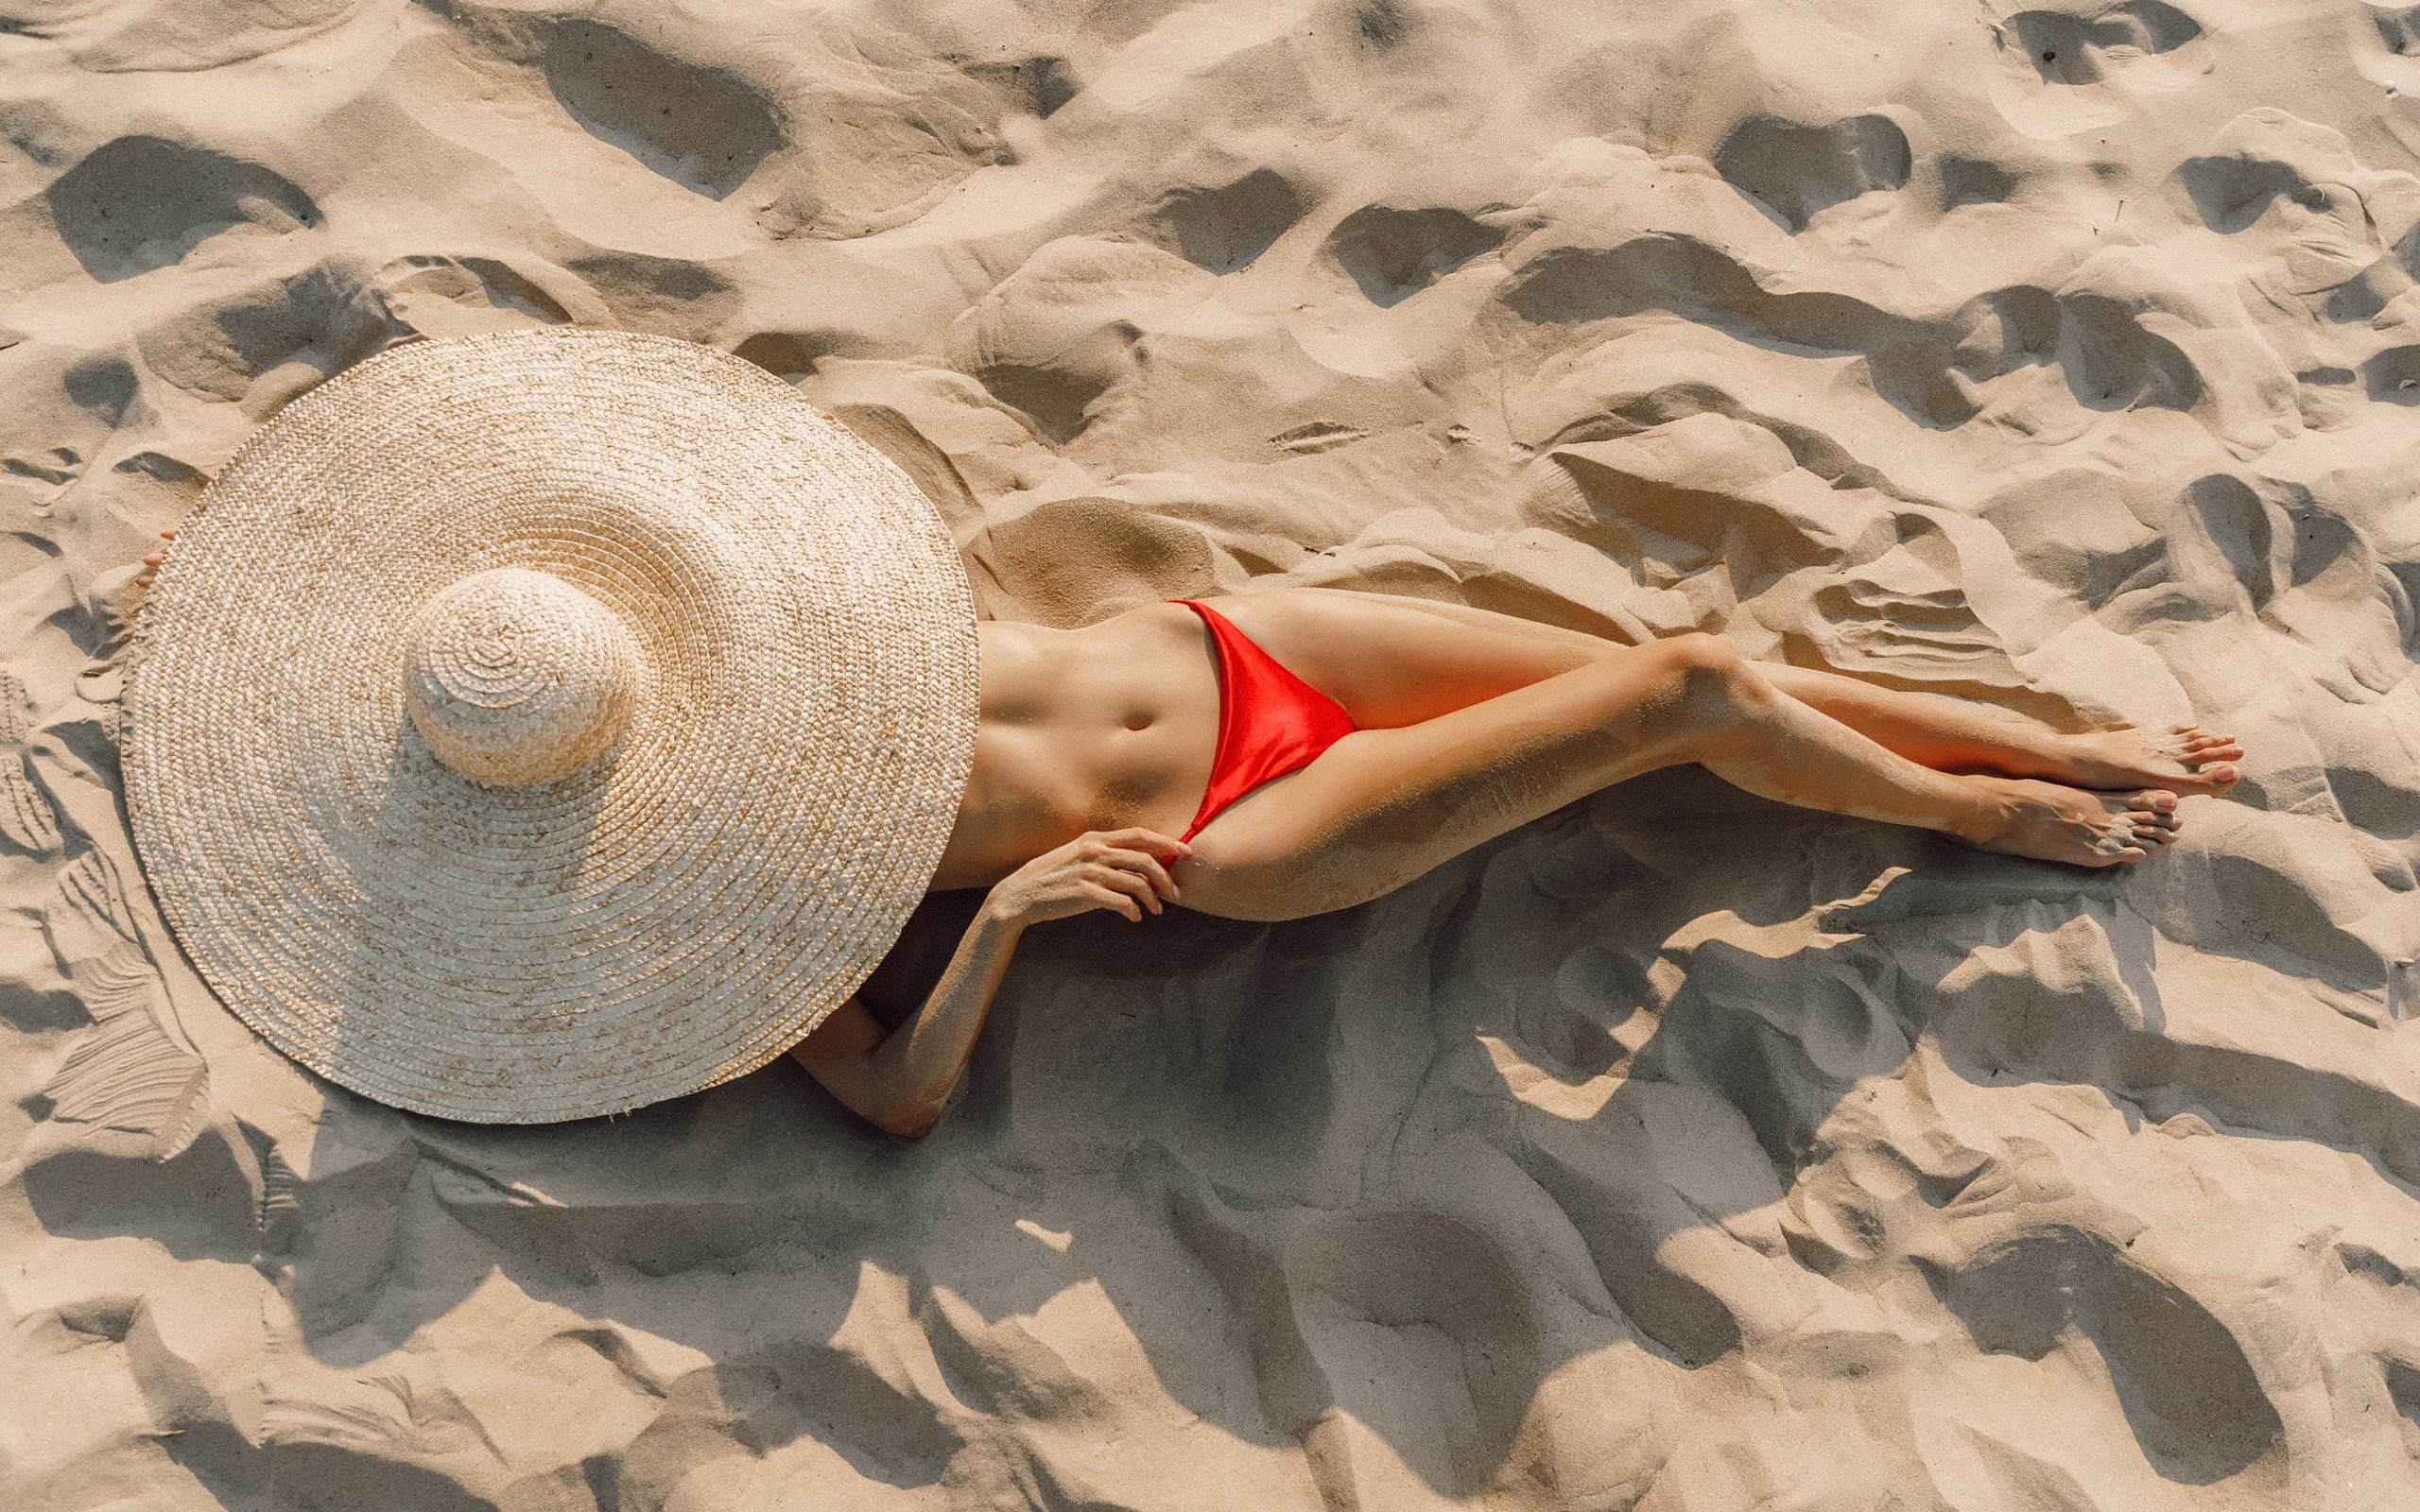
[1171,599,1357,842]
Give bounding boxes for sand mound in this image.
[4,1,2419,1507]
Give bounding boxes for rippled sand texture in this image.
[5,0,2420,1507]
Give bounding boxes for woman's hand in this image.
[136,527,177,590]
[985,828,1189,926]
[804,828,1190,1138]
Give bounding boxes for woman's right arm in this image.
[789,827,1189,1139]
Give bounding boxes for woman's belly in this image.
[927,604,1220,887]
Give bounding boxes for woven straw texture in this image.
[122,329,979,1124]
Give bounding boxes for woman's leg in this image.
[1754,663,2241,796]
[1205,589,2240,795]
[1199,588,1617,725]
[1175,634,2179,922]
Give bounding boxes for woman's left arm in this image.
[790,828,1188,1137]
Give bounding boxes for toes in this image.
[2172,726,2246,756]
[2203,762,2239,786]
[2135,790,2179,813]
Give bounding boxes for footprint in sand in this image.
[1322,204,1502,305]
[1149,167,1311,275]
[1987,1,2210,132]
[1714,112,1913,232]
[2355,3,2420,94]
[42,136,319,284]
[1927,1227,2287,1490]
[2002,1,2204,87]
[531,17,781,199]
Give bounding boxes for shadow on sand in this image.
[25,765,2395,1503]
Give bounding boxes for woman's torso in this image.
[925,602,1219,889]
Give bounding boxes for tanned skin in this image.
[136,541,2242,1139]
[788,589,2238,1138]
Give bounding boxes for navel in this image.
[1123,710,1153,731]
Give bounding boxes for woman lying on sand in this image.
[778,590,2242,1138]
[132,550,2244,1139]
[123,333,2243,1133]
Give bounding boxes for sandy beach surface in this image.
[5,0,2420,1506]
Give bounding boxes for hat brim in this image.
[124,329,979,1124]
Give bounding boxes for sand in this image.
[3,0,2418,1506]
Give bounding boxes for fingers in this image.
[135,530,180,589]
[1094,827,1192,866]
[1042,829,1197,923]
[1099,846,1178,902]
[1075,829,1191,902]
[1081,881,1144,923]
[1084,861,1162,916]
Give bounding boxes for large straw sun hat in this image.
[123,328,980,1124]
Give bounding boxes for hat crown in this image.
[402,567,639,787]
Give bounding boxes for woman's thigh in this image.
[1177,636,1732,920]
[1201,588,1627,728]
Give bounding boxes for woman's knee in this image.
[1640,633,1778,742]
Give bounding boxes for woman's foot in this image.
[2036,724,2241,798]
[1952,775,2180,868]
